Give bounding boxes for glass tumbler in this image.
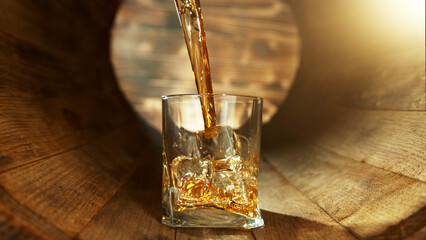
[161,94,264,228]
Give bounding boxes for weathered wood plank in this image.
[76,131,174,240]
[0,0,117,54]
[255,210,357,240]
[0,186,71,240]
[0,28,133,172]
[263,138,426,238]
[254,160,356,239]
[269,107,425,182]
[0,90,132,172]
[262,1,426,237]
[370,206,426,240]
[0,0,157,239]
[313,109,425,181]
[0,31,112,88]
[0,121,147,236]
[77,188,175,240]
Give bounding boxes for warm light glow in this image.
[382,0,425,35]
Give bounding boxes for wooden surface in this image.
[263,0,426,238]
[0,0,425,239]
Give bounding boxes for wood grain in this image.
[0,0,424,239]
[0,1,117,54]
[75,125,174,240]
[0,186,70,240]
[0,0,146,239]
[262,0,425,237]
[265,138,426,238]
[255,160,357,240]
[267,106,425,181]
[0,7,133,172]
[77,151,176,240]
[371,206,426,240]
[0,121,144,235]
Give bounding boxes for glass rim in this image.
[161,93,263,102]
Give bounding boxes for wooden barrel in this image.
[0,0,424,239]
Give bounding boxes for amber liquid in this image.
[174,0,217,138]
[172,1,259,219]
[169,127,260,219]
[171,153,260,218]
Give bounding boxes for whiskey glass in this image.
[161,94,264,228]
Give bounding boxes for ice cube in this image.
[169,126,253,209]
[172,128,202,158]
[210,155,249,206]
[198,126,244,160]
[172,126,248,161]
[213,155,243,172]
[171,156,212,202]
[211,168,249,205]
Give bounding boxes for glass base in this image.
[161,208,264,229]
